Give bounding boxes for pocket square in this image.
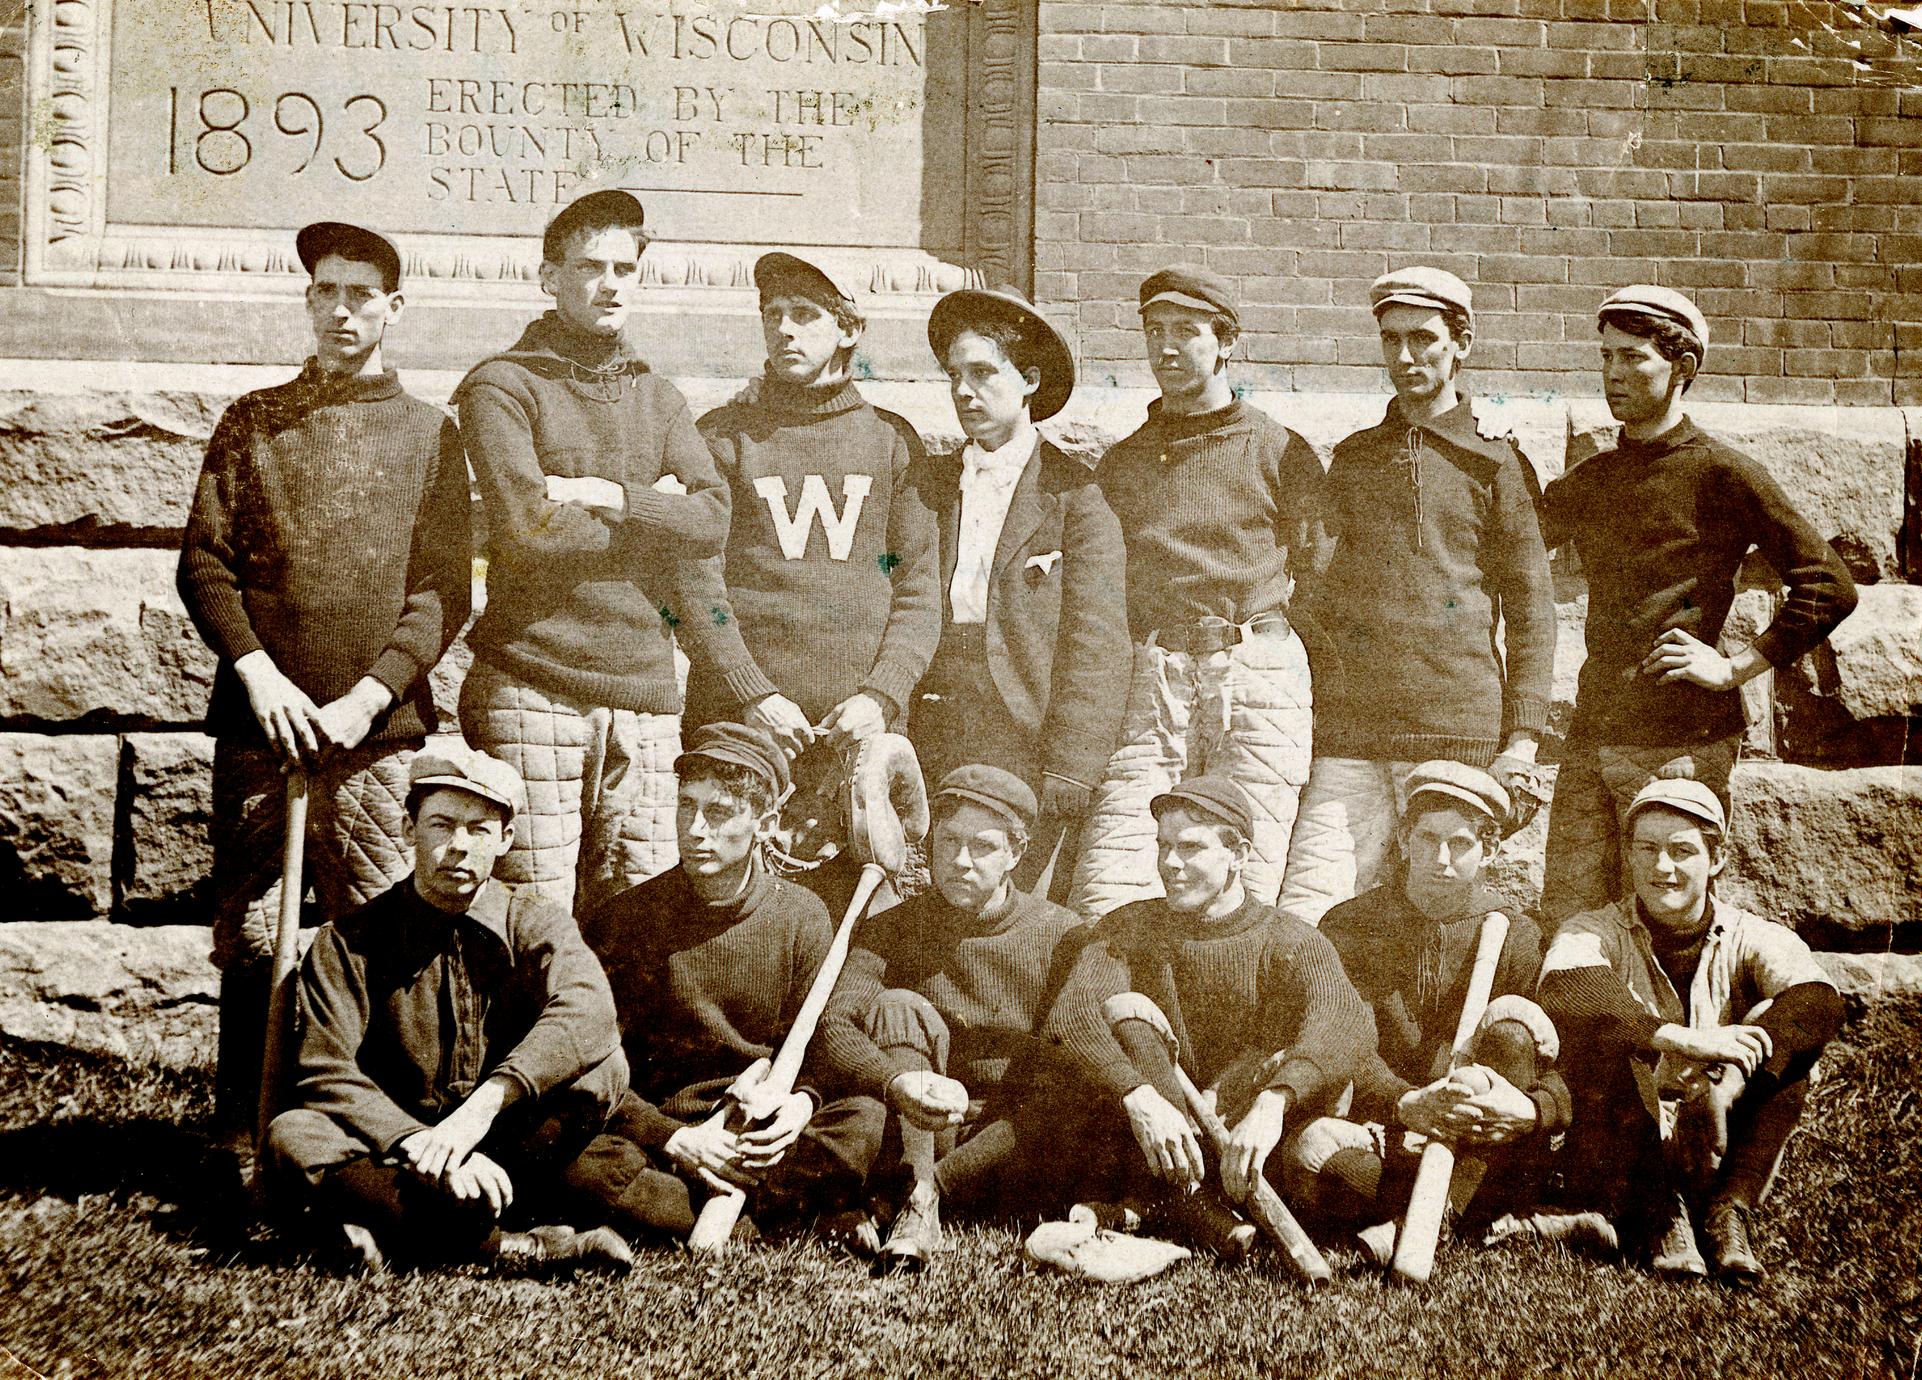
[1025,550,1063,575]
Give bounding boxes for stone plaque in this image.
[26,0,1034,307]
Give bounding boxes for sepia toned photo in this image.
[0,0,1917,1374]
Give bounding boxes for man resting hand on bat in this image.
[261,745,636,1275]
[814,765,1104,1271]
[1284,762,1573,1262]
[1538,775,1843,1283]
[1047,776,1372,1258]
[572,723,884,1243]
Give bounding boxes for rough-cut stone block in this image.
[123,732,214,918]
[0,391,220,536]
[1723,763,1922,935]
[1817,584,1922,723]
[0,735,119,919]
[1723,588,1778,760]
[1566,401,1905,581]
[1817,951,1922,1007]
[0,921,217,1068]
[0,548,215,726]
[430,635,474,731]
[1548,596,1587,740]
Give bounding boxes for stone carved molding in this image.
[25,0,1036,310]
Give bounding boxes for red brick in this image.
[1454,75,1546,106]
[1452,134,1546,163]
[1547,19,1643,47]
[1340,219,1433,249]
[1746,376,1834,404]
[1834,379,1894,406]
[1077,33,1136,60]
[1271,10,1370,38]
[1520,225,1610,254]
[1365,14,1451,42]
[1610,228,1703,256]
[1300,132,1369,159]
[1810,147,1900,177]
[1315,100,1409,132]
[1500,196,1550,224]
[1722,82,1810,114]
[1402,162,1491,192]
[1456,16,1549,42]
[1636,201,1684,227]
[1302,160,1400,191]
[1829,320,1893,350]
[1721,143,1811,173]
[1182,8,1278,37]
[1220,157,1311,187]
[1660,258,1749,288]
[1083,212,1162,243]
[1497,106,1590,135]
[1364,132,1455,160]
[1228,37,1319,69]
[1812,86,1900,116]
[1363,72,1457,102]
[1782,290,1879,320]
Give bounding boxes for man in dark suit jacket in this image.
[910,288,1129,899]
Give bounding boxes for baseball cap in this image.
[933,764,1038,833]
[1597,285,1709,358]
[543,188,647,263]
[755,251,859,317]
[408,744,524,819]
[1139,265,1240,331]
[296,222,402,293]
[1405,760,1510,827]
[676,721,791,798]
[1625,776,1727,834]
[1151,775,1256,841]
[927,286,1078,423]
[1370,267,1474,322]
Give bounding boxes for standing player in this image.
[1537,286,1856,921]
[455,189,729,913]
[178,221,470,1163]
[1071,268,1327,915]
[1280,268,1555,927]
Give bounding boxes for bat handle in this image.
[688,1181,749,1253]
[257,769,310,1150]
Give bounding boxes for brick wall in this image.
[1035,0,1922,406]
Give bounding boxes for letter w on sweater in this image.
[755,474,874,561]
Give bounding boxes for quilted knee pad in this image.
[313,745,417,918]
[1069,645,1188,919]
[1210,631,1314,905]
[459,664,591,902]
[577,707,682,914]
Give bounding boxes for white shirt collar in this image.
[961,418,1039,479]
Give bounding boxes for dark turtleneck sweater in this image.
[455,312,729,713]
[1094,396,1326,641]
[1302,396,1556,766]
[579,860,834,1147]
[178,361,471,746]
[815,885,1091,1098]
[1319,878,1568,1132]
[1539,416,1856,747]
[1048,892,1370,1112]
[681,373,939,726]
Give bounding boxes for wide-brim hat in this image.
[295,222,402,291]
[754,252,858,316]
[927,287,1076,423]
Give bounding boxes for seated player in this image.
[1287,762,1571,1259]
[815,765,1099,1270]
[1049,776,1372,1257]
[1539,776,1844,1282]
[571,723,883,1243]
[262,745,634,1274]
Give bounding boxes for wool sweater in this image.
[455,313,729,713]
[579,861,833,1148]
[1049,894,1371,1112]
[1539,417,1857,747]
[681,375,939,725]
[1303,398,1556,765]
[177,363,470,746]
[1095,398,1327,642]
[288,879,627,1155]
[816,887,1091,1098]
[1319,879,1569,1133]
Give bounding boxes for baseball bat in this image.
[1173,1066,1332,1286]
[1390,910,1510,1284]
[687,860,887,1253]
[256,769,310,1149]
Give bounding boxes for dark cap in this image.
[675,721,790,798]
[296,221,402,292]
[933,764,1037,833]
[1151,774,1256,841]
[408,743,524,819]
[1139,265,1240,330]
[1404,760,1510,826]
[755,252,859,317]
[927,286,1078,423]
[543,188,647,264]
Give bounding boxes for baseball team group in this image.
[175,184,1858,1286]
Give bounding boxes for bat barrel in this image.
[257,770,310,1149]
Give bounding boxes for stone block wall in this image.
[1034,0,1922,405]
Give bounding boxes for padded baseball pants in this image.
[1277,757,1422,927]
[1069,626,1312,918]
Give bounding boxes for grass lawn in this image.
[3,998,1918,1380]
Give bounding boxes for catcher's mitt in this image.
[1025,1215,1190,1284]
[1490,754,1552,838]
[766,733,929,878]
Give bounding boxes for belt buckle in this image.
[1195,615,1239,656]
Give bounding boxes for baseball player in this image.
[1280,268,1555,927]
[1069,266,1327,917]
[1287,762,1570,1258]
[1538,777,1843,1280]
[178,221,471,1165]
[454,188,729,914]
[261,746,635,1274]
[814,765,1101,1269]
[1050,776,1371,1256]
[1537,286,1856,922]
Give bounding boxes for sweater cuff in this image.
[1267,1056,1326,1112]
[629,1101,690,1151]
[622,487,678,541]
[721,662,782,708]
[857,677,908,723]
[204,606,266,666]
[366,649,422,704]
[1747,624,1793,670]
[1501,694,1552,738]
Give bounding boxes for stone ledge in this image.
[0,921,217,1069]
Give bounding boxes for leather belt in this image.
[1147,611,1290,657]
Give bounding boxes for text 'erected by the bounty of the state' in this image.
[103,0,958,248]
